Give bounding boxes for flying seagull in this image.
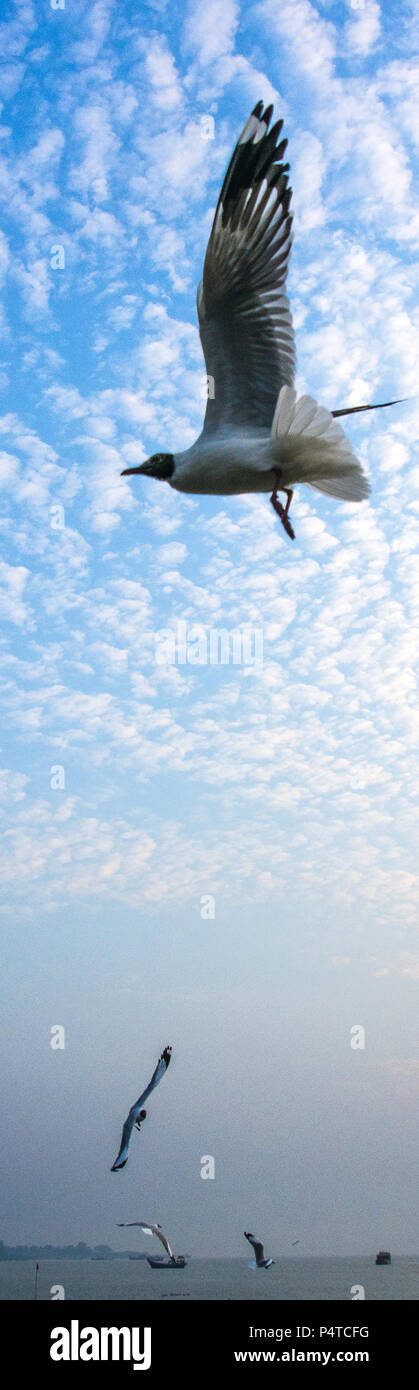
[121,102,402,541]
[111,1045,172,1171]
[244,1230,275,1269]
[118,1221,176,1262]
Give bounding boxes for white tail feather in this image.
[272,386,371,501]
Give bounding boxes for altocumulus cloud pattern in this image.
[0,0,418,1260]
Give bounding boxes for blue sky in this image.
[0,0,418,1260]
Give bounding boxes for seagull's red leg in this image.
[270,471,295,540]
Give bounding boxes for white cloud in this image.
[142,33,184,109]
[345,0,381,56]
[257,0,336,85]
[184,0,239,67]
[70,102,120,202]
[0,559,31,626]
[155,542,188,565]
[0,0,417,990]
[70,0,113,67]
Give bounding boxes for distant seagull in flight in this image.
[111,1045,172,1171]
[117,1221,176,1262]
[121,102,403,541]
[244,1230,275,1269]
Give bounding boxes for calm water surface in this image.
[0,1257,417,1301]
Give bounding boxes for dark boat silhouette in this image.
[375,1250,391,1265]
[147,1256,186,1269]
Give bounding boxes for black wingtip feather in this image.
[253,128,285,181]
[268,119,284,145]
[216,105,293,237]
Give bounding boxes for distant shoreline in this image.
[0,1242,145,1262]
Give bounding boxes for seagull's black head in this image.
[121,453,175,481]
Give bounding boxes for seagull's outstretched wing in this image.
[118,1221,175,1261]
[197,102,295,437]
[111,1112,140,1174]
[118,1222,154,1233]
[154,1226,175,1261]
[111,1045,172,1171]
[244,1230,264,1263]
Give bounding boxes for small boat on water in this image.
[147,1256,186,1269]
[375,1250,391,1265]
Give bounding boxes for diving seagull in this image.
[117,1221,176,1262]
[111,1045,172,1171]
[121,102,403,541]
[244,1230,275,1269]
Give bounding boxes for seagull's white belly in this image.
[170,435,278,496]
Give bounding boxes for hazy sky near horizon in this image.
[0,0,418,1260]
